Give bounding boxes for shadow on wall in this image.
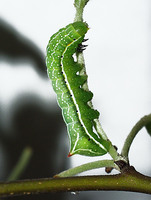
[1,95,68,179]
[0,18,69,200]
[0,18,46,77]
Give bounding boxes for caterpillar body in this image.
[46,22,108,156]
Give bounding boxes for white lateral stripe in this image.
[47,26,106,153]
[60,37,105,151]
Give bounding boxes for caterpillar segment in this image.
[46,22,107,156]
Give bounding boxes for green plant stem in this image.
[55,159,119,177]
[7,147,33,181]
[73,0,122,161]
[121,114,151,161]
[94,119,122,161]
[1,166,151,197]
[74,0,89,21]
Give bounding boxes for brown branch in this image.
[0,166,151,197]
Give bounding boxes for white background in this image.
[0,0,151,198]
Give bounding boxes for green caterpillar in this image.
[46,22,107,156]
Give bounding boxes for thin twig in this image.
[121,114,151,161]
[55,159,119,177]
[7,147,33,181]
